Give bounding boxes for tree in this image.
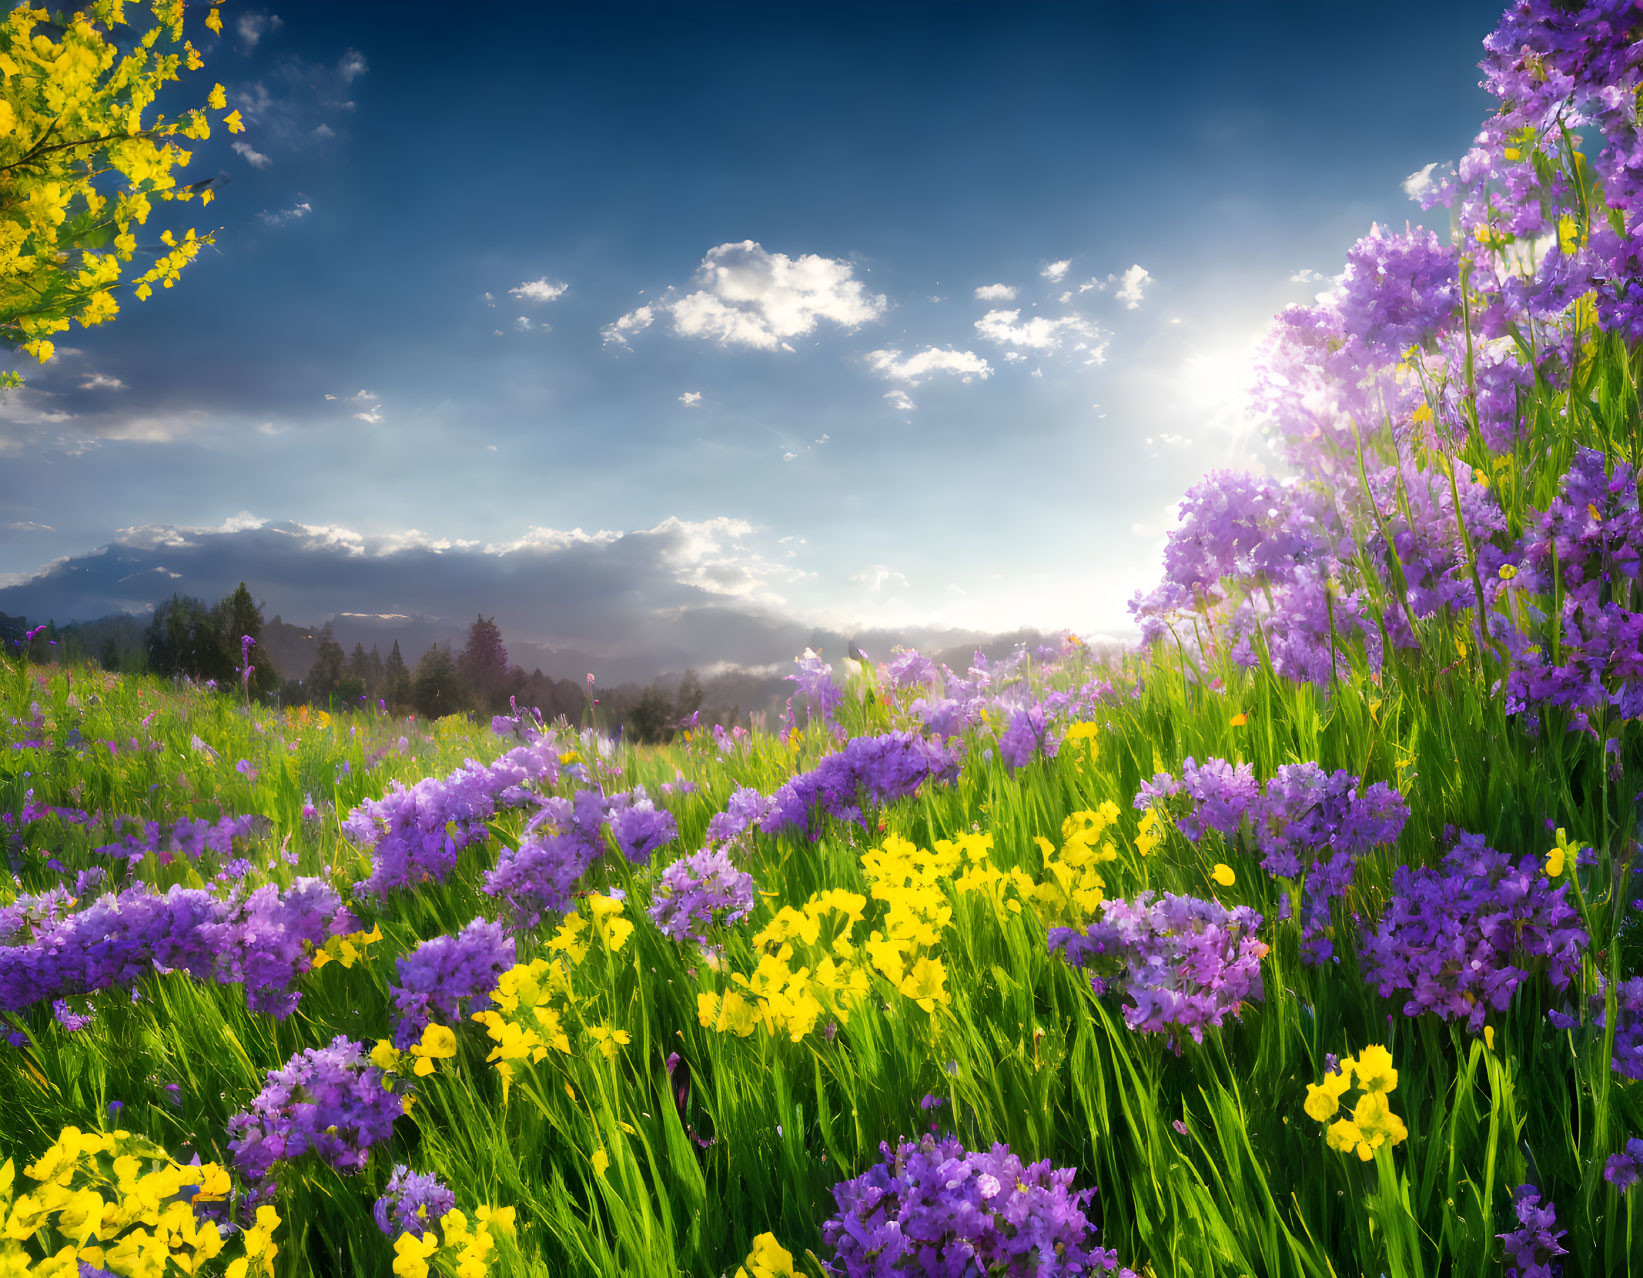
[458,614,509,713]
[411,644,469,719]
[384,639,411,708]
[307,623,347,703]
[218,580,278,698]
[1,2,246,385]
[146,593,229,682]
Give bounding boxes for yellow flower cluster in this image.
[391,1206,516,1278]
[734,1232,798,1278]
[698,888,871,1041]
[469,895,630,1100]
[1020,805,1121,927]
[1304,1045,1408,1162]
[0,1126,278,1278]
[309,922,383,970]
[1,2,239,370]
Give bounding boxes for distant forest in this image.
[0,586,794,744]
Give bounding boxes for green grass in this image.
[0,630,1638,1276]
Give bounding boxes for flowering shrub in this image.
[226,1036,405,1186]
[1049,893,1267,1044]
[1359,832,1588,1032]
[821,1134,1131,1276]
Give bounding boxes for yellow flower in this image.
[735,1232,798,1277]
[1303,1064,1353,1122]
[410,1023,459,1076]
[1351,1044,1398,1094]
[1210,863,1236,887]
[586,1025,631,1061]
[223,109,244,133]
[1544,845,1565,878]
[1350,1091,1408,1158]
[896,955,949,1013]
[591,1149,610,1178]
[1229,712,1247,727]
[1499,564,1518,580]
[207,83,226,110]
[393,1230,439,1278]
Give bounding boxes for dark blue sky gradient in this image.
[1,0,1509,638]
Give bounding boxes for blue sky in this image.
[0,1,1509,657]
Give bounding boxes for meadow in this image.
[4,2,1643,1276]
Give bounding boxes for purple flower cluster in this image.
[0,877,357,1020]
[608,791,678,864]
[820,1134,1127,1277]
[881,648,938,693]
[1048,893,1267,1045]
[647,846,755,944]
[92,813,265,872]
[1498,1185,1568,1278]
[1604,1139,1643,1193]
[758,731,964,840]
[1358,832,1588,1032]
[227,1035,404,1185]
[704,786,774,846]
[1136,758,1407,961]
[482,785,678,923]
[788,648,844,725]
[997,703,1062,772]
[345,733,566,899]
[1613,977,1643,1080]
[389,917,515,1049]
[374,1165,456,1239]
[1503,448,1643,731]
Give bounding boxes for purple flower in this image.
[758,731,963,841]
[607,791,678,865]
[648,846,755,944]
[389,917,515,1049]
[374,1165,456,1239]
[821,1134,1127,1276]
[787,648,844,725]
[1604,1139,1643,1193]
[227,1035,404,1186]
[1359,832,1589,1033]
[1498,1185,1567,1278]
[1049,893,1267,1045]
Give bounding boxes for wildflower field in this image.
[6,2,1643,1276]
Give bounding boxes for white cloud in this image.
[236,12,282,51]
[483,292,495,307]
[231,140,273,170]
[513,316,537,332]
[678,391,703,406]
[610,240,885,352]
[344,389,377,402]
[602,304,655,347]
[1076,264,1153,308]
[257,201,311,226]
[852,564,908,593]
[1041,259,1071,283]
[883,389,916,413]
[338,49,369,83]
[864,346,992,384]
[4,521,53,533]
[1403,161,1442,201]
[510,277,568,304]
[782,451,797,462]
[974,282,1017,302]
[352,399,384,423]
[1113,264,1153,309]
[974,308,1099,352]
[80,373,126,391]
[313,123,335,140]
[1289,268,1328,284]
